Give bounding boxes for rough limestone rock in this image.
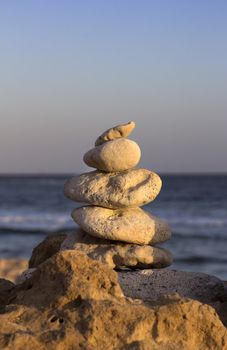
[61,230,173,269]
[118,269,227,305]
[0,279,14,307]
[29,232,67,268]
[0,251,226,350]
[27,232,172,271]
[64,168,162,208]
[218,299,227,328]
[72,206,171,245]
[84,138,141,172]
[14,251,123,308]
[17,246,172,283]
[16,268,37,284]
[95,121,135,146]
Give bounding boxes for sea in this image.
[0,175,226,280]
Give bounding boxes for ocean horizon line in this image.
[0,172,227,177]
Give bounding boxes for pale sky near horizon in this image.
[0,0,227,174]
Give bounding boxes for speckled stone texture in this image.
[118,268,226,305]
[64,168,162,208]
[72,207,171,245]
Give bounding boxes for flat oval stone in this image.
[64,169,162,208]
[60,229,173,269]
[84,138,141,172]
[71,207,171,245]
[95,121,135,146]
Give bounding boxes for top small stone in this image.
[95,121,135,146]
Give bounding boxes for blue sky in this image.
[0,0,227,173]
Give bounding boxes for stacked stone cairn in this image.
[63,122,173,270]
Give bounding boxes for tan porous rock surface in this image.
[64,168,162,208]
[84,138,141,172]
[0,251,227,350]
[24,234,227,327]
[17,245,172,282]
[16,268,37,284]
[72,206,171,245]
[29,232,67,268]
[95,121,135,146]
[60,230,173,269]
[28,232,172,270]
[0,279,15,306]
[24,231,172,273]
[15,251,123,308]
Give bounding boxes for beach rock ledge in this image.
[1,250,227,350]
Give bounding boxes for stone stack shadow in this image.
[64,122,173,270]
